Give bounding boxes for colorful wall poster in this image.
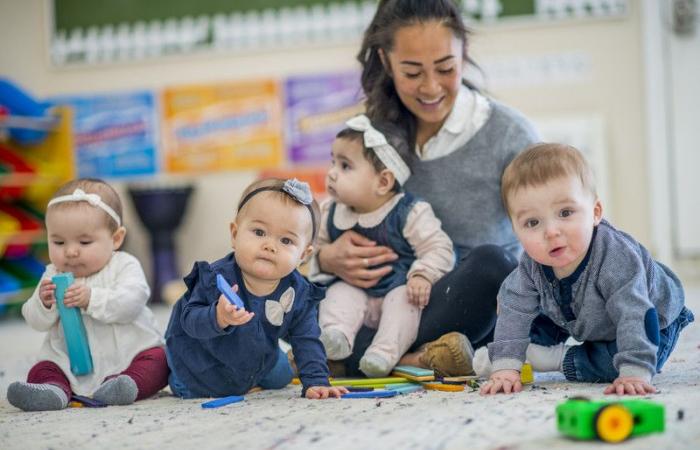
[50,91,158,178]
[161,80,284,173]
[285,71,364,164]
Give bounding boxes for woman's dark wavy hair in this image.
[358,0,478,149]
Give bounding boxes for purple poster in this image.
[284,71,363,164]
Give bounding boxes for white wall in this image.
[1,0,672,284]
[473,7,648,246]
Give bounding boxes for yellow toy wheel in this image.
[595,404,634,443]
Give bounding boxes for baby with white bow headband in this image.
[309,114,456,377]
[8,178,167,412]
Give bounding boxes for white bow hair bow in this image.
[70,189,102,206]
[47,188,122,226]
[344,114,411,185]
[346,114,388,148]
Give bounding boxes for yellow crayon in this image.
[521,362,534,384]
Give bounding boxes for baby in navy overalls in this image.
[165,178,347,399]
[309,115,456,377]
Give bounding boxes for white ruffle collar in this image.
[332,193,405,230]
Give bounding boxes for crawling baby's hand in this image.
[305,385,348,399]
[480,369,522,395]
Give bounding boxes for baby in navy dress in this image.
[165,178,347,399]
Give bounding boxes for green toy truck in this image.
[556,397,664,443]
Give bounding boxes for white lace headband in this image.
[345,114,411,185]
[47,188,121,227]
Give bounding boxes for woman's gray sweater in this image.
[404,101,539,258]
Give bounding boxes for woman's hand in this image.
[305,385,348,399]
[318,230,397,289]
[480,369,523,395]
[604,376,656,396]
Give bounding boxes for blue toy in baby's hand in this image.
[52,272,94,375]
[216,274,245,309]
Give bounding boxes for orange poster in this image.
[161,79,284,173]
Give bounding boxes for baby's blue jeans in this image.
[529,307,694,382]
[166,347,293,399]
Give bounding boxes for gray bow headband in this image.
[238,179,316,239]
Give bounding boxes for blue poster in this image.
[50,91,158,178]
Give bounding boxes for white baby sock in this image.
[472,346,493,377]
[473,343,570,377]
[319,328,352,360]
[359,353,393,378]
[526,343,570,372]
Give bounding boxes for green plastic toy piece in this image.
[556,397,664,443]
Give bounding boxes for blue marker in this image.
[216,274,245,309]
[201,395,244,408]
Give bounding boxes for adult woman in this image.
[313,0,539,376]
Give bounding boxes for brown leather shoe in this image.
[327,359,347,378]
[418,332,475,377]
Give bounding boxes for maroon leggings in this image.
[27,347,169,401]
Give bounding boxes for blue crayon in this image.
[341,390,398,399]
[53,273,93,375]
[201,395,244,408]
[388,384,424,395]
[216,274,245,309]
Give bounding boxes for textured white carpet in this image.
[0,286,698,450]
